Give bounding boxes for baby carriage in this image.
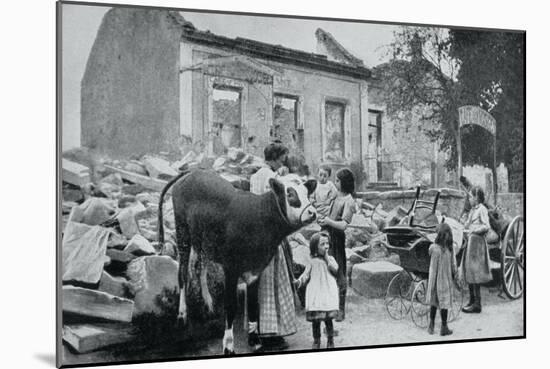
[381,187,464,328]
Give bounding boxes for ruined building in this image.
[81,8,451,189]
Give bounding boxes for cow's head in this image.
[269,175,317,228]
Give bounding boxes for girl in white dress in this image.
[295,232,339,349]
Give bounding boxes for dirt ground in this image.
[62,285,524,366]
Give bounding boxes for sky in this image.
[61,3,400,150]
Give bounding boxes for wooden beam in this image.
[63,286,134,322]
[104,164,168,192]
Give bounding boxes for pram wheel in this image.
[411,280,430,328]
[385,270,414,320]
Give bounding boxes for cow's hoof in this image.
[223,348,236,356]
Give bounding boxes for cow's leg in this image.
[198,252,214,314]
[246,279,261,350]
[175,215,191,324]
[223,271,239,355]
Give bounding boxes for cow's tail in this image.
[158,169,191,248]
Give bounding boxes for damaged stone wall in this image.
[187,43,364,177]
[368,78,445,188]
[81,8,182,158]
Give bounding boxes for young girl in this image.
[295,232,339,349]
[312,165,338,220]
[318,168,356,321]
[426,223,457,336]
[461,186,492,314]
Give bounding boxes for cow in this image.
[158,169,317,355]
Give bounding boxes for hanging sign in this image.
[458,105,496,136]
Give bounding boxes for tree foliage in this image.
[381,26,525,189]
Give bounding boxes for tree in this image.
[379,26,464,181]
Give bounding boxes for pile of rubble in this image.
[61,147,265,354]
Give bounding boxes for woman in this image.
[461,186,492,314]
[248,142,296,351]
[318,168,356,321]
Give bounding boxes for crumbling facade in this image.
[82,8,375,186]
[364,64,450,189]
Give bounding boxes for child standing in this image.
[312,166,338,220]
[426,222,458,336]
[318,168,355,321]
[295,232,339,349]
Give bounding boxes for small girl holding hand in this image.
[295,232,339,349]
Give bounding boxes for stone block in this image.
[62,222,111,284]
[116,207,140,239]
[124,234,156,256]
[68,198,115,226]
[106,249,137,264]
[135,192,157,206]
[126,256,179,317]
[63,188,84,203]
[62,159,91,187]
[63,323,135,354]
[62,286,134,322]
[212,157,226,170]
[143,156,178,180]
[98,271,131,298]
[123,161,148,176]
[351,261,403,298]
[118,195,137,208]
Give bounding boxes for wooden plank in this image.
[63,286,134,322]
[63,323,135,353]
[62,159,91,187]
[104,164,168,192]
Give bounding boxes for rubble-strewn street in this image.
[61,286,524,365]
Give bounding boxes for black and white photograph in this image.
[54,0,528,367]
